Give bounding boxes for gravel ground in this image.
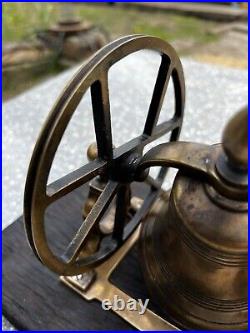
[2,51,248,330]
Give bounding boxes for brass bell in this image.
[139,108,248,330]
[21,35,248,330]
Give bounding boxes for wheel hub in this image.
[110,151,143,183]
[23,35,185,275]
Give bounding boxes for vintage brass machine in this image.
[23,35,248,330]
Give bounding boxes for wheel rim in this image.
[24,35,185,275]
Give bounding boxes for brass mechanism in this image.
[140,108,248,330]
[23,35,248,330]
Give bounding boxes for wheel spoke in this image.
[112,118,180,162]
[46,159,107,203]
[144,54,174,136]
[148,117,181,143]
[145,175,162,190]
[62,180,119,263]
[91,72,113,161]
[112,185,131,244]
[123,188,159,240]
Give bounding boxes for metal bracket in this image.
[60,224,178,331]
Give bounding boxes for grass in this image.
[3,3,217,44]
[3,3,218,100]
[3,3,58,42]
[77,4,217,44]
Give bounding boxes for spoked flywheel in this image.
[24,35,185,276]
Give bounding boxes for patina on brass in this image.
[222,109,248,169]
[139,108,248,330]
[61,198,179,331]
[23,34,247,331]
[23,35,185,276]
[82,142,104,219]
[216,109,248,187]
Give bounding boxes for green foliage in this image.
[3,3,217,100]
[3,3,57,41]
[3,3,217,44]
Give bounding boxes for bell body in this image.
[140,171,248,330]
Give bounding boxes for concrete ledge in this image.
[122,2,248,22]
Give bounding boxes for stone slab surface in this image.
[2,51,248,330]
[124,2,248,21]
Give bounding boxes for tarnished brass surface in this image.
[216,108,248,187]
[82,142,104,218]
[23,34,185,276]
[86,142,98,163]
[61,220,178,331]
[139,109,248,330]
[140,173,247,330]
[22,33,247,330]
[138,142,247,201]
[222,107,248,170]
